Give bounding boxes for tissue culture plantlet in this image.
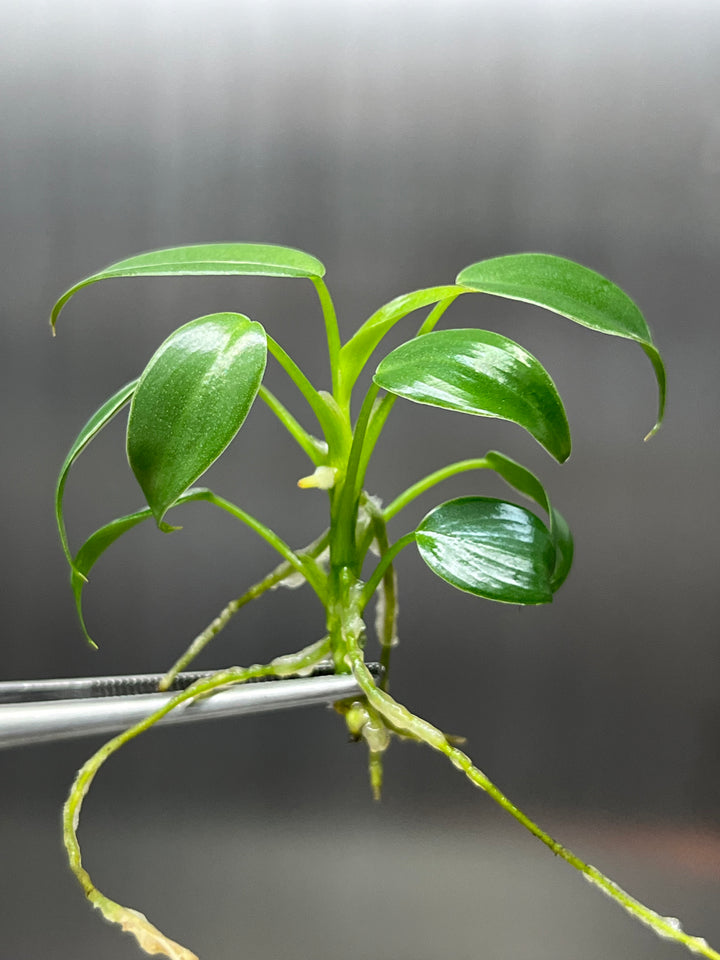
[52,244,717,960]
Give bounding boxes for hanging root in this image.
[343,641,720,960]
[64,640,330,960]
[335,697,391,799]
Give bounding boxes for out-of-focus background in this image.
[2,0,719,957]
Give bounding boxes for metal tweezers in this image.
[0,664,380,750]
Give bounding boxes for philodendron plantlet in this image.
[52,244,717,960]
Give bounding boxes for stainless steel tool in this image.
[0,664,379,749]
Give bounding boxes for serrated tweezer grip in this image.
[0,666,378,750]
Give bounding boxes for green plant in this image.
[51,244,715,960]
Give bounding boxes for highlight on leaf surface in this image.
[56,378,139,577]
[374,328,571,463]
[415,496,557,604]
[50,243,325,329]
[456,253,665,437]
[72,489,213,646]
[127,313,266,525]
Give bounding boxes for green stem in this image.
[259,385,326,465]
[266,334,339,448]
[331,383,380,569]
[416,294,460,336]
[207,492,326,600]
[311,278,342,397]
[348,383,380,499]
[361,532,415,606]
[343,641,720,960]
[347,298,458,484]
[159,531,330,689]
[356,392,396,489]
[384,458,492,522]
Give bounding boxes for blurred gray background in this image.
[2,0,720,957]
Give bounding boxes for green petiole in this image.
[311,277,342,398]
[265,334,333,438]
[415,293,462,336]
[383,457,492,521]
[159,530,330,689]
[206,492,327,600]
[258,385,326,464]
[361,532,416,607]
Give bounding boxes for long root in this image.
[343,640,720,960]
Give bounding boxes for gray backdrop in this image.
[2,1,719,958]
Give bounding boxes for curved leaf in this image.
[416,496,556,604]
[72,489,214,647]
[127,313,266,526]
[56,379,139,575]
[374,328,571,462]
[456,253,665,438]
[484,450,573,590]
[51,243,325,329]
[339,285,467,399]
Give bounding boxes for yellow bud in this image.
[297,466,337,490]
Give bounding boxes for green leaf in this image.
[456,253,665,438]
[127,313,267,526]
[50,243,325,329]
[56,379,139,576]
[338,285,467,403]
[72,489,213,647]
[484,450,573,590]
[374,328,571,462]
[415,496,556,604]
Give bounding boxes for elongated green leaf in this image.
[484,450,573,589]
[72,489,213,647]
[56,379,139,576]
[338,285,467,402]
[416,496,556,604]
[51,243,325,329]
[128,313,266,526]
[374,329,571,462]
[456,253,665,438]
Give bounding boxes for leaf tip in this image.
[49,296,66,332]
[551,437,572,464]
[643,421,662,442]
[76,603,98,649]
[158,520,182,533]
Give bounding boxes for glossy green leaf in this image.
[338,285,467,403]
[56,379,139,576]
[456,253,665,438]
[374,328,571,462]
[50,243,325,329]
[416,496,556,604]
[72,488,213,647]
[127,313,267,526]
[484,450,573,589]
